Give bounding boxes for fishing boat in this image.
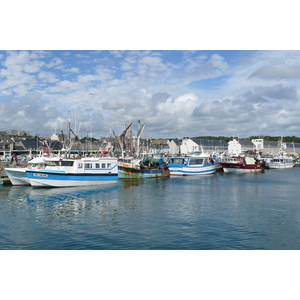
[4,138,71,186]
[265,156,294,169]
[293,158,300,167]
[263,138,294,169]
[5,156,47,186]
[118,156,170,179]
[219,154,264,173]
[5,167,30,186]
[26,157,118,187]
[167,154,219,176]
[115,119,170,179]
[217,137,265,173]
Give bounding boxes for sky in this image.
[2,49,300,140]
[1,1,299,141]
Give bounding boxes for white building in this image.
[180,138,199,154]
[227,139,242,155]
[168,140,180,155]
[50,133,60,141]
[251,139,264,150]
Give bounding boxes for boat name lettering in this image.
[34,173,48,178]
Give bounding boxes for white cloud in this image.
[63,67,80,73]
[103,95,138,110]
[109,50,125,58]
[74,54,89,58]
[46,57,64,68]
[57,80,82,91]
[209,54,228,71]
[77,74,102,83]
[2,50,300,138]
[249,62,300,80]
[38,71,59,83]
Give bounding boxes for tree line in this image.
[171,136,300,143]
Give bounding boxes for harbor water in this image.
[1,168,300,250]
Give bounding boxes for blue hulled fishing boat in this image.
[167,154,219,176]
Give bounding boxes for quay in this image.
[0,177,11,186]
[0,162,12,185]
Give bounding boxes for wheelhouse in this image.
[271,158,293,163]
[187,157,206,166]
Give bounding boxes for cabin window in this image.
[107,163,111,168]
[170,158,184,164]
[102,163,106,168]
[96,163,100,168]
[85,163,93,169]
[52,161,74,166]
[61,161,74,166]
[188,158,204,165]
[78,163,83,168]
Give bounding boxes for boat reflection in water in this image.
[26,182,118,202]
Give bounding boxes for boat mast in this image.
[60,121,66,150]
[86,130,89,153]
[129,117,133,157]
[136,122,146,157]
[109,127,112,157]
[292,141,295,155]
[68,111,71,146]
[115,122,132,158]
[70,128,81,157]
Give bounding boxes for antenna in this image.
[68,111,71,142]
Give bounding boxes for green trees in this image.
[249,136,300,143]
[169,136,300,143]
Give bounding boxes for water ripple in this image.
[1,169,300,249]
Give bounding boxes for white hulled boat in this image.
[263,138,294,169]
[5,156,48,186]
[265,155,294,169]
[26,157,118,187]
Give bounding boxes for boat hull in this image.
[220,162,264,173]
[168,156,219,176]
[118,166,170,179]
[168,164,218,176]
[267,162,294,169]
[26,170,118,187]
[5,168,30,186]
[222,167,264,173]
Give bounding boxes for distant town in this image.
[1,129,300,159]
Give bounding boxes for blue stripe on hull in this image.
[26,171,118,181]
[168,159,219,176]
[169,166,217,175]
